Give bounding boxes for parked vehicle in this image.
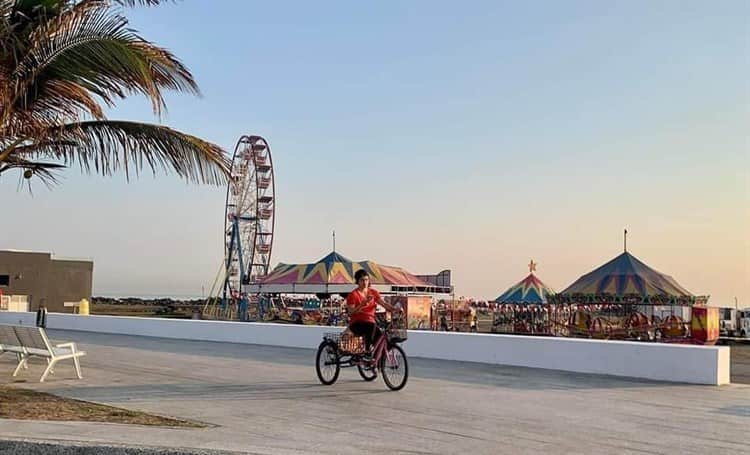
[720,308,738,337]
[719,307,750,338]
[738,309,750,338]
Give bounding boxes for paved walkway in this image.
[1,330,748,454]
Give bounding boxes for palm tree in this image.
[0,0,230,188]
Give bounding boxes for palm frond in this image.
[0,153,64,187]
[0,1,15,17]
[8,137,77,154]
[1,0,226,192]
[114,0,173,6]
[12,1,198,119]
[24,78,106,120]
[23,120,230,185]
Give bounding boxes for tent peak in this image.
[495,271,556,305]
[560,251,694,297]
[317,251,352,264]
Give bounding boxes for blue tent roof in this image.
[495,273,556,305]
[560,252,693,297]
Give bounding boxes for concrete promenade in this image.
[1,330,748,454]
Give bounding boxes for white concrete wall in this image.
[0,311,35,326]
[0,312,730,385]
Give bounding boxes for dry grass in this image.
[91,303,195,318]
[0,386,205,427]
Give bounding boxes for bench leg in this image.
[14,353,28,370]
[12,356,27,377]
[73,355,82,379]
[40,359,57,383]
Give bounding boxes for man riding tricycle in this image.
[315,270,409,391]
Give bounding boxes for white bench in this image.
[0,324,86,382]
[0,325,26,374]
[63,301,81,314]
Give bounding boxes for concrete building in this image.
[0,250,93,313]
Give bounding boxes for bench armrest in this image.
[55,342,79,352]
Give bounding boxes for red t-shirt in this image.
[346,288,380,324]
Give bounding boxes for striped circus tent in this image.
[556,251,700,304]
[495,261,555,305]
[245,251,449,294]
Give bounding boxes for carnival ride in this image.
[197,144,714,344]
[488,252,715,344]
[548,250,710,342]
[433,300,472,332]
[247,251,450,295]
[492,260,560,335]
[244,251,450,325]
[203,135,276,320]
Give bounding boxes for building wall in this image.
[0,250,93,312]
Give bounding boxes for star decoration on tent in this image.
[495,262,555,305]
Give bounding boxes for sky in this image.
[2,1,748,305]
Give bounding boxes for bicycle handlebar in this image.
[376,313,406,331]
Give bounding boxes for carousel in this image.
[492,260,560,335]
[549,240,709,342]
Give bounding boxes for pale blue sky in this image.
[2,1,748,304]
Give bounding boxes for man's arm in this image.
[377,295,401,313]
[347,294,372,315]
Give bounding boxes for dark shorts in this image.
[348,321,382,350]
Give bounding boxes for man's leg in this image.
[349,322,369,352]
[363,322,376,352]
[371,324,383,350]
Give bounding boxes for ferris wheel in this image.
[223,135,275,299]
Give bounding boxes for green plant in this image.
[0,0,230,189]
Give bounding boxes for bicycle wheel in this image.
[357,363,377,381]
[380,344,408,391]
[315,341,340,385]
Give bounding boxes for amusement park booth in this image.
[243,251,452,325]
[549,251,714,343]
[433,299,475,332]
[493,263,557,335]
